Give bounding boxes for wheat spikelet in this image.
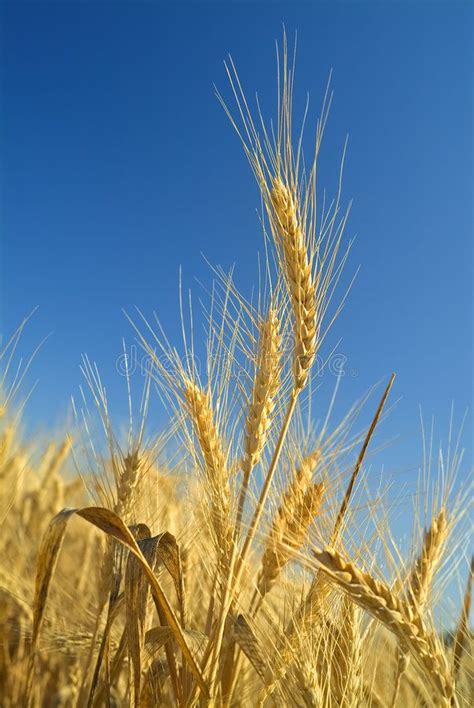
[238,307,281,529]
[312,547,454,703]
[258,451,323,598]
[270,178,317,391]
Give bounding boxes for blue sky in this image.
[1,1,472,508]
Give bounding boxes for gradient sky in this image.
[1,1,472,529]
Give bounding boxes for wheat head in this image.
[183,378,232,561]
[270,178,317,392]
[258,451,323,598]
[238,307,282,529]
[312,547,454,704]
[408,507,448,609]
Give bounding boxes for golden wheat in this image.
[237,306,282,531]
[257,451,323,600]
[270,178,317,392]
[0,34,471,708]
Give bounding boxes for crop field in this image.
[0,32,472,708]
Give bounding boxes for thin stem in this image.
[206,549,239,698]
[235,465,251,540]
[330,373,395,545]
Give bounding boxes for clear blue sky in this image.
[1,2,472,496]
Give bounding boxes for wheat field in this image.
[0,38,472,708]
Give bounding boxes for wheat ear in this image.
[312,547,454,704]
[257,451,323,600]
[392,506,448,706]
[92,450,144,623]
[330,596,362,707]
[270,178,317,392]
[183,378,232,561]
[408,507,448,609]
[237,307,281,532]
[115,451,143,522]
